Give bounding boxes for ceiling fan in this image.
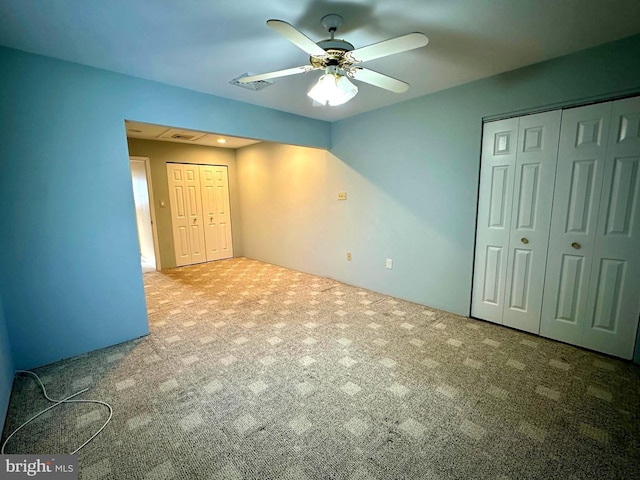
[239,14,429,106]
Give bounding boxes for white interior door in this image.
[167,163,207,267]
[540,102,612,344]
[502,110,561,334]
[130,158,156,268]
[200,165,234,261]
[582,96,640,359]
[472,117,519,324]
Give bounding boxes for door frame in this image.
[130,156,162,271]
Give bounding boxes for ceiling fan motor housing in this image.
[311,40,355,69]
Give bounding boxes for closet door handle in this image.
[571,242,581,250]
[521,237,529,244]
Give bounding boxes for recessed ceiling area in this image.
[125,121,261,149]
[1,1,640,122]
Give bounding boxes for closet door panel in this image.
[200,165,234,262]
[183,165,206,264]
[167,164,192,267]
[200,166,221,261]
[503,110,561,334]
[472,118,519,324]
[167,163,206,267]
[214,167,234,259]
[582,96,640,359]
[540,102,612,344]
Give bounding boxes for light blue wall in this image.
[238,35,640,362]
[330,34,640,318]
[0,46,331,371]
[0,294,14,429]
[1,29,638,385]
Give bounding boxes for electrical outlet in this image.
[338,192,347,200]
[386,258,393,269]
[346,252,352,261]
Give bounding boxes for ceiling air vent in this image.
[171,134,195,140]
[230,73,273,91]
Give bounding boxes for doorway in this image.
[130,156,161,272]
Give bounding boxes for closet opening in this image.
[471,96,640,360]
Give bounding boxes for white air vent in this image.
[158,128,207,142]
[230,73,274,91]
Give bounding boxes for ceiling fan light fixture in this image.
[307,67,358,106]
[240,16,428,109]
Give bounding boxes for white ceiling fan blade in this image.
[239,66,315,83]
[266,19,328,58]
[345,33,428,63]
[349,67,409,93]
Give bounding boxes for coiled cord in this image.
[1,370,112,455]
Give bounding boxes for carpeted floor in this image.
[2,257,639,479]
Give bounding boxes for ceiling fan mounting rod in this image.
[313,13,354,68]
[321,13,343,39]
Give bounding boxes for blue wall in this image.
[0,30,638,432]
[0,294,14,428]
[331,34,640,327]
[0,46,331,375]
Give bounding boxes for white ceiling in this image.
[125,121,261,149]
[2,0,640,122]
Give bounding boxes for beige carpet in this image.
[2,257,639,479]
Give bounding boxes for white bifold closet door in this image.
[540,97,640,359]
[474,96,640,359]
[471,118,518,325]
[167,163,234,267]
[472,110,561,334]
[167,163,207,267]
[200,165,234,262]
